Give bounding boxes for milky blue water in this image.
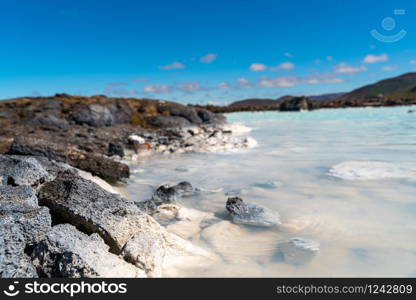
[126,106,416,277]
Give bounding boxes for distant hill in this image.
[308,92,346,102]
[230,95,293,107]
[339,72,416,101]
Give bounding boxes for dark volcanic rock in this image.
[31,115,69,129]
[0,185,51,245]
[8,136,129,181]
[159,105,202,124]
[31,224,145,278]
[279,96,313,111]
[136,182,193,214]
[1,157,54,187]
[108,143,125,157]
[225,197,281,227]
[0,184,52,278]
[72,104,115,127]
[0,224,38,278]
[37,170,149,253]
[146,116,191,128]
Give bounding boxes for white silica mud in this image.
[123,106,416,277]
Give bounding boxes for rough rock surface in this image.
[226,197,281,227]
[1,157,54,187]
[0,224,38,278]
[279,237,320,265]
[31,224,146,278]
[8,137,129,181]
[0,185,52,278]
[37,170,147,252]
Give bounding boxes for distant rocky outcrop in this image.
[279,96,313,111]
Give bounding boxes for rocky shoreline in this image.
[0,95,261,278]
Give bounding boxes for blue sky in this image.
[1,0,416,104]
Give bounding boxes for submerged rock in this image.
[252,181,280,189]
[137,181,194,214]
[226,197,281,227]
[31,224,146,278]
[279,237,320,265]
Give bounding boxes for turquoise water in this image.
[126,106,416,277]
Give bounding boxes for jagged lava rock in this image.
[37,169,147,252]
[31,224,146,278]
[8,137,129,181]
[226,197,281,227]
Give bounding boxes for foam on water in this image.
[328,161,415,180]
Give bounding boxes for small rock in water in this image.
[108,142,125,157]
[279,237,320,265]
[252,181,280,189]
[225,197,281,227]
[140,182,194,213]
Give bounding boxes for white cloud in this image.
[363,53,388,64]
[271,61,295,71]
[143,84,171,93]
[410,60,416,65]
[335,63,367,74]
[179,81,203,92]
[159,61,186,70]
[326,56,333,61]
[381,65,398,71]
[284,52,293,58]
[200,53,217,64]
[305,73,345,84]
[250,63,267,72]
[237,78,252,88]
[259,76,298,88]
[218,82,230,89]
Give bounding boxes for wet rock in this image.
[108,143,124,157]
[200,220,280,265]
[226,197,281,227]
[279,237,320,265]
[8,136,129,181]
[151,182,193,205]
[1,157,54,187]
[31,224,146,278]
[279,96,313,111]
[135,182,193,215]
[37,170,146,253]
